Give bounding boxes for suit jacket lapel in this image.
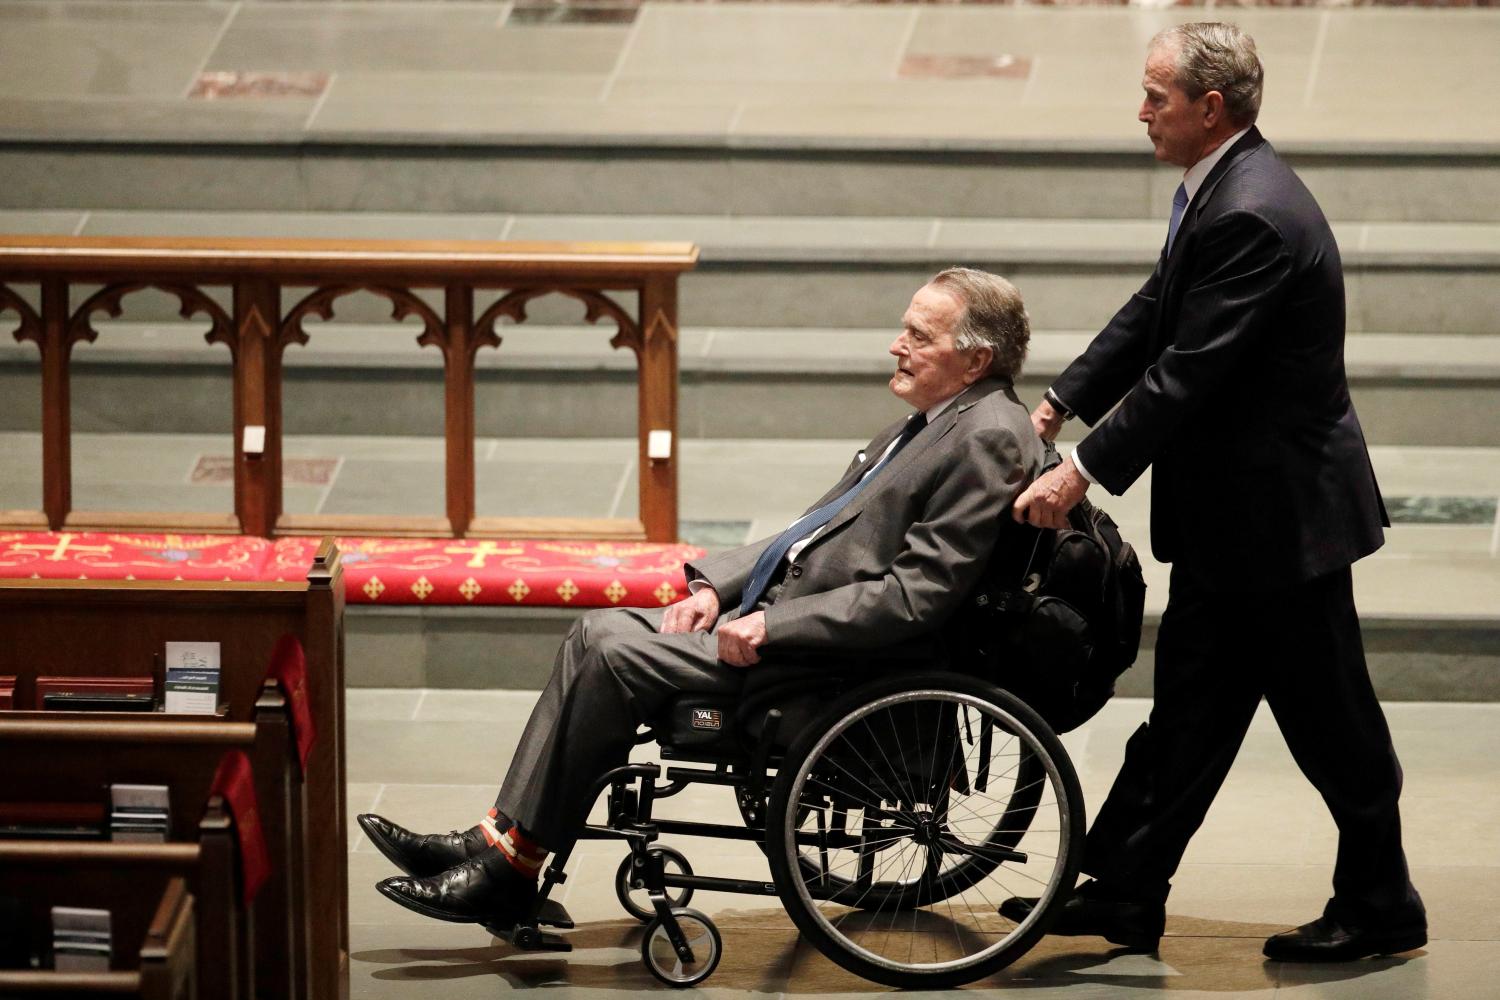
[805,418,908,510]
[807,377,1007,544]
[1164,127,1265,274]
[1154,127,1267,347]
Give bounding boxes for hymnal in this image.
[0,801,106,841]
[51,906,111,973]
[35,676,155,713]
[164,641,221,715]
[109,785,170,843]
[0,676,13,710]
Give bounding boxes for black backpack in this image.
[952,490,1147,734]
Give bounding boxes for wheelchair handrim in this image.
[779,687,1075,975]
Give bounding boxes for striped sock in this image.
[478,808,505,848]
[494,823,548,879]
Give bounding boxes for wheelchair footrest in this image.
[504,924,573,953]
[535,897,575,929]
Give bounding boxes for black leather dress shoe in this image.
[358,813,488,878]
[377,849,538,930]
[1263,915,1426,962]
[1000,883,1165,952]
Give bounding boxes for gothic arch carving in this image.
[473,287,642,356]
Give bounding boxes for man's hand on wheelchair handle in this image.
[1013,457,1089,531]
[1031,399,1066,442]
[661,586,719,634]
[717,612,767,667]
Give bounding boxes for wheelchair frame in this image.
[498,670,1086,989]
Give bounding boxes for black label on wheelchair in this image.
[690,708,722,731]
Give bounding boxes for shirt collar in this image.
[1182,126,1251,204]
[924,390,962,423]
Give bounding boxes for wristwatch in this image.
[1043,388,1075,421]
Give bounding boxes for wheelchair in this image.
[496,654,1089,989]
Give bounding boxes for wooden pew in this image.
[0,804,236,1000]
[0,546,344,1000]
[0,684,314,1000]
[0,876,196,1000]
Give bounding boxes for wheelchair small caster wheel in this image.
[641,907,721,988]
[615,846,694,922]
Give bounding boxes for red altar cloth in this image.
[0,532,704,608]
[266,536,702,607]
[0,531,272,581]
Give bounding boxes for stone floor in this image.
[1,2,1497,150]
[343,688,1500,998]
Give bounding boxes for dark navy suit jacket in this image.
[1054,127,1387,589]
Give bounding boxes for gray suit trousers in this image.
[493,605,745,847]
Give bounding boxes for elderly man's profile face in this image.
[1139,43,1211,168]
[888,283,989,412]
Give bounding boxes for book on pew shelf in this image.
[0,801,106,840]
[0,675,13,710]
[164,641,221,715]
[34,676,156,713]
[50,907,111,973]
[109,785,170,843]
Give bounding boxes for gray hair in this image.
[928,267,1030,381]
[1151,22,1263,127]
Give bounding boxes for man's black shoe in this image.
[376,848,538,929]
[1263,915,1426,962]
[999,882,1165,952]
[358,813,488,878]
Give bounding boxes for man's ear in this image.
[964,346,994,384]
[1201,90,1225,128]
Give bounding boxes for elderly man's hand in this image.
[660,586,719,634]
[1031,399,1066,442]
[717,612,767,667]
[1013,457,1090,530]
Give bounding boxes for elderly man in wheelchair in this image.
[359,268,1138,988]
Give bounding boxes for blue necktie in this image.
[1166,182,1188,255]
[738,412,928,615]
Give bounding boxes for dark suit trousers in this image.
[1082,564,1421,922]
[493,605,744,848]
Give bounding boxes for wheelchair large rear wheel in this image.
[765,673,1083,988]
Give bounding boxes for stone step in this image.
[3,324,1497,447]
[3,210,1497,335]
[3,141,1498,224]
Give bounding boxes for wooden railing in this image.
[0,236,698,541]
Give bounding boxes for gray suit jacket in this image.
[688,376,1045,658]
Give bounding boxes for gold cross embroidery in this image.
[444,541,524,568]
[10,533,113,561]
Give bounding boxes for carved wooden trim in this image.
[473,286,642,356]
[66,282,234,354]
[642,306,677,350]
[279,284,443,353]
[0,283,42,348]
